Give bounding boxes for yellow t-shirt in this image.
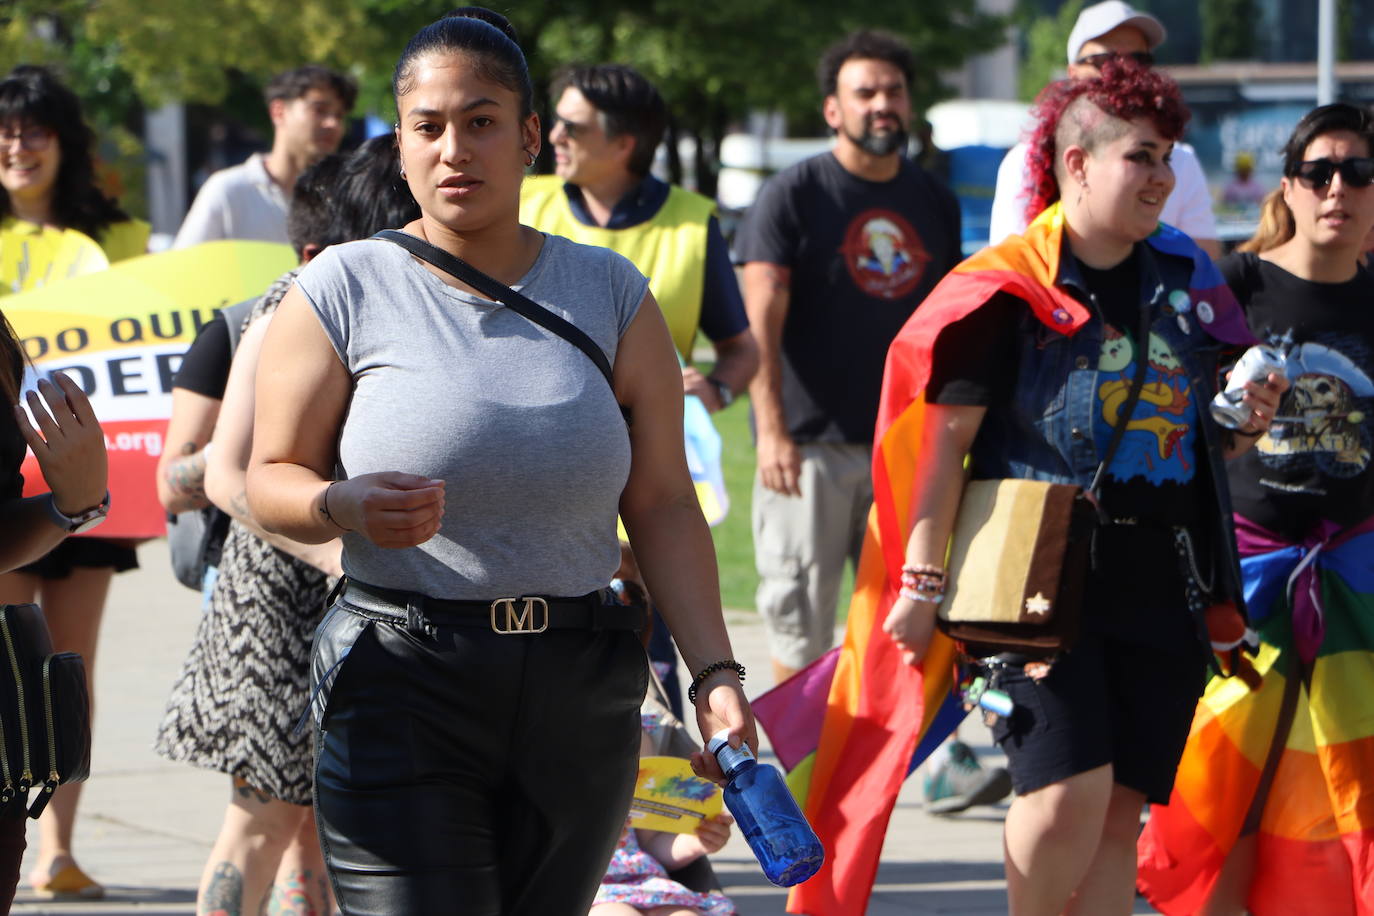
[0,217,150,295]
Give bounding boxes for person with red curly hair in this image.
[987,1,1220,257]
[864,60,1286,914]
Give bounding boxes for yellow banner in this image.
[3,238,298,537]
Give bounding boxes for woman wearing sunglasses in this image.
[1138,103,1374,916]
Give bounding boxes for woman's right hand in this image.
[882,594,939,667]
[16,374,108,515]
[325,472,446,548]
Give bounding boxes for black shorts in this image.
[18,537,139,579]
[990,633,1207,804]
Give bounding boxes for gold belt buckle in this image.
[490,596,549,634]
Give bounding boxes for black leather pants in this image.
[310,600,646,915]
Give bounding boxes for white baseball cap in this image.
[1066,1,1167,65]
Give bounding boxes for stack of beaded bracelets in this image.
[687,659,747,703]
[900,563,946,604]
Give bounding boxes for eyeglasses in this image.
[1293,157,1374,189]
[1074,51,1155,69]
[0,125,53,152]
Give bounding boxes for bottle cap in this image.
[708,728,754,776]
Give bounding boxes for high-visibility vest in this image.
[520,175,713,359]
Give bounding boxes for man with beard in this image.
[174,65,355,247]
[735,29,961,686]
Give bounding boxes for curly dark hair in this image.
[816,29,915,98]
[1022,59,1189,226]
[0,65,130,241]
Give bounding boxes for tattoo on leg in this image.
[234,782,272,805]
[265,869,316,916]
[200,861,244,916]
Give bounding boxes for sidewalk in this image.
[12,541,1157,914]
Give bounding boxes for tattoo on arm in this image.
[200,861,244,916]
[165,442,208,500]
[230,490,250,521]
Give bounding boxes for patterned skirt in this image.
[154,522,330,805]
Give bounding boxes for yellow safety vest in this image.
[520,175,713,358]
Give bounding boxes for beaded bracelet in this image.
[899,586,945,604]
[901,563,946,578]
[688,659,747,703]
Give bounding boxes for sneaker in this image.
[922,740,1013,816]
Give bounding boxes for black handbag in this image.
[0,603,91,818]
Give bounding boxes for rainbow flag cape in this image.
[1138,514,1374,915]
[784,204,1250,914]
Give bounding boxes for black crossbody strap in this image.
[1087,283,1157,506]
[373,229,619,396]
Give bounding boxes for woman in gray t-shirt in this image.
[244,13,755,914]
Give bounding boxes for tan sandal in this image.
[31,863,105,900]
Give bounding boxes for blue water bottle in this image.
[708,730,824,887]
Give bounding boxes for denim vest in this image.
[967,242,1245,610]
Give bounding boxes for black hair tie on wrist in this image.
[688,659,747,703]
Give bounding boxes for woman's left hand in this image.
[687,675,757,785]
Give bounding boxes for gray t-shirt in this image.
[296,233,647,598]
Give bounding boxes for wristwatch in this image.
[46,491,110,534]
[707,376,734,408]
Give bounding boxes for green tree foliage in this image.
[1200,0,1256,62]
[0,0,1007,202]
[1016,0,1082,101]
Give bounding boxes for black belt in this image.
[335,578,643,636]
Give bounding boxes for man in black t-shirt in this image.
[735,30,961,687]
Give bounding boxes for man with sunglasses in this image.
[988,0,1221,257]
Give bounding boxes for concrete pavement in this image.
[11,540,1160,914]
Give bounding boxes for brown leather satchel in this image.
[938,480,1096,653]
[936,299,1154,657]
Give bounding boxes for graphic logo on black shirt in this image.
[840,209,929,300]
[1096,327,1197,483]
[1258,341,1374,477]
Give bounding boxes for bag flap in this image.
[943,479,1080,625]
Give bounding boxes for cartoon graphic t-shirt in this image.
[1077,259,1204,528]
[1222,254,1374,540]
[927,248,1209,644]
[734,152,963,443]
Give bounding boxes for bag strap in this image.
[1086,284,1157,510]
[373,229,619,398]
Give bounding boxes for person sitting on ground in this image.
[592,711,736,916]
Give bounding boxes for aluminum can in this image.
[1210,344,1287,429]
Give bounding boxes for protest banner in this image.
[3,238,298,537]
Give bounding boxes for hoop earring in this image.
[525,151,536,167]
[399,162,407,180]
